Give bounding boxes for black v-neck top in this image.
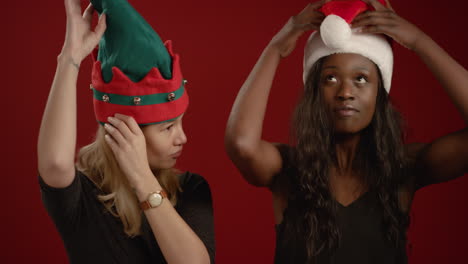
[273,145,408,264]
[39,169,215,264]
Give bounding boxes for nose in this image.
[336,81,355,101]
[174,126,187,146]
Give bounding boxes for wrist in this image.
[264,44,283,59]
[132,172,163,202]
[57,53,81,70]
[410,32,431,52]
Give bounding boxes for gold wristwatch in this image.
[140,190,168,211]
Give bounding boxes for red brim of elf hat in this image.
[91,40,189,125]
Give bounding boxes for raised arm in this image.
[102,114,212,264]
[224,2,326,187]
[37,0,106,188]
[353,0,468,184]
[408,31,468,184]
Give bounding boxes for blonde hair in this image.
[76,125,181,236]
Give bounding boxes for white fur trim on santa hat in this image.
[303,25,394,93]
[321,15,352,49]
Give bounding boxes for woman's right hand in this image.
[60,0,107,66]
[268,0,328,58]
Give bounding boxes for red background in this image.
[2,0,467,263]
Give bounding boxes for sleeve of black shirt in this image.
[176,173,216,263]
[38,168,83,235]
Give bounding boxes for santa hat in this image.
[303,0,393,93]
[89,0,189,125]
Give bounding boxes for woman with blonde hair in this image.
[37,0,214,263]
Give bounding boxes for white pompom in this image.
[320,15,351,49]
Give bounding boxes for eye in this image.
[356,75,368,84]
[325,75,337,82]
[165,124,174,131]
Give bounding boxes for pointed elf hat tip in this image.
[90,0,172,83]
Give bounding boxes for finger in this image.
[362,0,388,12]
[360,24,394,35]
[299,0,329,17]
[82,3,94,25]
[104,123,127,146]
[295,9,325,26]
[352,10,394,27]
[385,0,395,11]
[104,133,119,153]
[115,114,142,135]
[352,15,394,28]
[314,11,326,21]
[108,115,134,140]
[94,13,107,39]
[309,0,330,10]
[298,0,328,20]
[64,0,82,17]
[301,23,321,32]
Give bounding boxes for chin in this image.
[149,161,176,171]
[163,160,177,169]
[334,126,368,136]
[333,116,371,133]
[334,122,358,133]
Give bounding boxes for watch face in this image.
[148,193,163,207]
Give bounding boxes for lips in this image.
[334,105,359,117]
[170,149,183,159]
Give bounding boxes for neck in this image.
[334,133,361,175]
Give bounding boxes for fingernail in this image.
[108,116,114,122]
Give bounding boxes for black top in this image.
[39,169,215,264]
[273,145,409,264]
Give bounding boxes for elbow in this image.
[37,153,75,183]
[224,136,270,187]
[37,143,75,174]
[224,133,256,162]
[224,115,261,162]
[242,172,271,188]
[38,155,74,174]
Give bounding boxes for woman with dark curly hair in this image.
[225,0,468,263]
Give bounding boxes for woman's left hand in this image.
[104,114,154,188]
[352,0,426,50]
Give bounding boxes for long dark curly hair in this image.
[282,56,410,262]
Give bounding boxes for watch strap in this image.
[140,190,168,211]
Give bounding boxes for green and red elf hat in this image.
[89,0,188,126]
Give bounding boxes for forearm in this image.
[37,55,78,174]
[413,34,468,122]
[225,45,282,152]
[135,177,210,264]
